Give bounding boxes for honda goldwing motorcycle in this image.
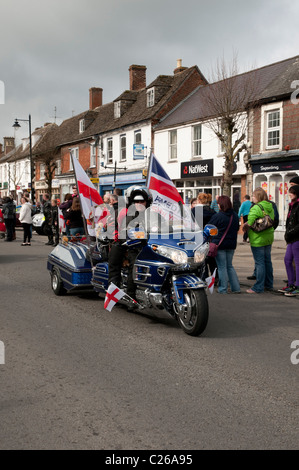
[48,206,217,336]
[91,206,217,336]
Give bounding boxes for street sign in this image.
[90,177,99,184]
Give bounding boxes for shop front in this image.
[99,171,145,196]
[251,156,299,239]
[176,159,242,209]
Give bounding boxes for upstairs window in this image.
[90,144,96,167]
[147,88,155,107]
[79,119,85,134]
[114,101,121,119]
[107,138,113,164]
[40,163,46,180]
[169,130,177,161]
[134,130,141,145]
[55,160,61,176]
[120,135,126,162]
[266,110,280,148]
[192,125,202,157]
[70,148,79,171]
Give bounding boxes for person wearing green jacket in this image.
[243,187,275,293]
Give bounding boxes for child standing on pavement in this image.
[278,185,299,296]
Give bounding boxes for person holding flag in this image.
[70,153,106,239]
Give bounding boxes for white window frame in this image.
[261,102,283,152]
[147,87,155,107]
[192,124,202,157]
[134,130,141,145]
[114,101,121,119]
[55,160,61,176]
[79,119,85,134]
[107,138,113,164]
[169,130,177,161]
[40,163,46,180]
[69,148,79,171]
[120,134,126,162]
[90,144,96,168]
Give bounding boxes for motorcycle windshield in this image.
[147,205,202,242]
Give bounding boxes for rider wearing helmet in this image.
[108,186,152,307]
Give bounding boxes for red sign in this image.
[16,186,20,190]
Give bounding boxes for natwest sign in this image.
[181,159,213,178]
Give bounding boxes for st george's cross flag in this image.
[104,283,126,312]
[205,268,217,294]
[147,155,185,222]
[58,207,66,234]
[71,154,104,237]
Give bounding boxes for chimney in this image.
[3,137,15,155]
[174,58,187,74]
[89,87,103,110]
[129,65,146,91]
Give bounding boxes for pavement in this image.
[234,235,288,292]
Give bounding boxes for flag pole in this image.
[145,149,153,188]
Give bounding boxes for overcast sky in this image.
[1,0,299,143]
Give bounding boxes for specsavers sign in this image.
[181,159,213,178]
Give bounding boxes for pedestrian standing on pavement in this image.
[243,188,274,294]
[43,193,54,246]
[19,196,33,246]
[238,195,251,242]
[51,198,59,246]
[278,185,299,296]
[3,196,16,242]
[59,193,73,237]
[209,195,240,294]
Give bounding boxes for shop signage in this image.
[90,178,99,184]
[181,159,213,178]
[251,159,299,173]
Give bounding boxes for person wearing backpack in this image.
[243,188,275,293]
[3,196,16,242]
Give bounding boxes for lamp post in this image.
[13,115,35,205]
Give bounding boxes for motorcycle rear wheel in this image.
[175,289,209,336]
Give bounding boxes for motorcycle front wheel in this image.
[175,289,209,336]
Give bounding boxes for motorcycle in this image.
[47,206,217,337]
[91,206,217,336]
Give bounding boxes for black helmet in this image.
[126,185,152,208]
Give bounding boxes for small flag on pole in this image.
[205,268,217,294]
[104,283,126,312]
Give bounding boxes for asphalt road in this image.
[0,231,298,450]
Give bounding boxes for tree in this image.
[202,53,259,196]
[36,150,58,197]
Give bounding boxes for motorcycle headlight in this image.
[194,243,210,264]
[152,245,188,265]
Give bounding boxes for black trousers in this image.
[22,223,31,243]
[4,219,14,241]
[108,242,140,299]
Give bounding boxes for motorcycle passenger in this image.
[107,186,152,308]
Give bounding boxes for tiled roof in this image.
[154,56,298,130]
[44,65,202,149]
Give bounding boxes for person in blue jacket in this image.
[238,194,252,242]
[209,195,241,294]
